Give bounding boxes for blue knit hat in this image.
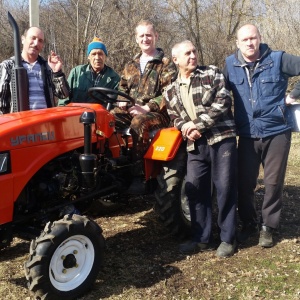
[87,37,108,56]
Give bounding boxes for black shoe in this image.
[237,222,259,243]
[259,225,274,248]
[179,240,214,254]
[216,241,237,258]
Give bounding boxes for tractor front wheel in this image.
[25,214,105,300]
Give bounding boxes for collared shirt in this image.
[23,61,47,110]
[91,65,107,87]
[178,76,197,151]
[178,76,196,121]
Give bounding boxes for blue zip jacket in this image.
[225,44,295,138]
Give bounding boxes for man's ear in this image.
[236,40,239,49]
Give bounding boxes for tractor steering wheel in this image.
[88,87,135,110]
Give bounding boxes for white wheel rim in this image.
[49,234,95,291]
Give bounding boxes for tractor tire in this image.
[24,214,105,300]
[154,144,191,239]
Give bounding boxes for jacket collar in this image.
[133,47,164,61]
[172,65,205,82]
[235,43,271,66]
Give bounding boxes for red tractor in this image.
[0,13,190,300]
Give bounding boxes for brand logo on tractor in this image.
[155,146,165,152]
[11,131,55,146]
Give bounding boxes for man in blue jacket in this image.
[224,24,300,248]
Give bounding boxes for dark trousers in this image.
[185,137,237,244]
[237,131,291,229]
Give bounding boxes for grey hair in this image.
[171,40,194,57]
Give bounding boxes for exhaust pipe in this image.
[79,111,97,188]
[8,11,29,112]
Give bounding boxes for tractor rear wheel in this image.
[154,144,191,239]
[25,214,105,300]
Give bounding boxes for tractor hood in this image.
[0,103,115,151]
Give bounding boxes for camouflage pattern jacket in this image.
[164,65,236,148]
[118,48,177,112]
[0,55,69,114]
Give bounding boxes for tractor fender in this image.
[144,127,183,180]
[144,127,183,161]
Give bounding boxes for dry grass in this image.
[0,133,300,300]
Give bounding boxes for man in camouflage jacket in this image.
[113,20,177,163]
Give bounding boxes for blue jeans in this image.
[185,136,237,244]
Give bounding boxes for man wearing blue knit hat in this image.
[58,37,120,105]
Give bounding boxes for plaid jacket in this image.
[118,48,177,112]
[164,65,236,146]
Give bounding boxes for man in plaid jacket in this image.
[164,40,237,258]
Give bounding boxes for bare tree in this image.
[164,0,266,67]
[0,0,29,61]
[40,0,106,72]
[260,0,300,91]
[37,0,178,74]
[1,0,300,78]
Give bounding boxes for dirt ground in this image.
[0,138,300,300]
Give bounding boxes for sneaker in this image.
[259,226,274,248]
[216,241,236,258]
[179,240,214,254]
[237,222,259,243]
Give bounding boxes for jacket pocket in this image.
[260,76,285,97]
[230,77,246,98]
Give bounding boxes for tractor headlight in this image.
[0,152,10,174]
